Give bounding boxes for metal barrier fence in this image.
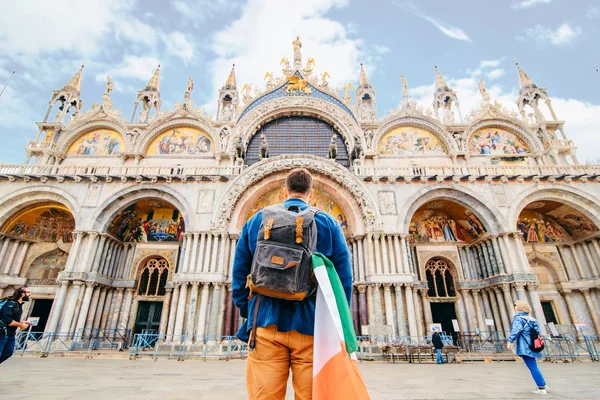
[15,329,131,357]
[129,334,248,360]
[15,330,599,363]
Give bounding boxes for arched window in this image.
[246,116,349,167]
[137,258,169,296]
[426,259,456,298]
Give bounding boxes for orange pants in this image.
[246,324,314,400]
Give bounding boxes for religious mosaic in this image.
[67,129,124,156]
[246,186,349,232]
[378,127,445,156]
[518,201,598,242]
[1,204,74,243]
[108,199,185,242]
[147,127,213,155]
[469,128,529,155]
[410,203,486,243]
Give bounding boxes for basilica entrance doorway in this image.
[133,301,163,335]
[430,302,458,340]
[29,299,53,333]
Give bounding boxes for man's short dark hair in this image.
[285,168,313,195]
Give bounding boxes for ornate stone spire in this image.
[434,66,450,92]
[516,63,537,90]
[358,63,372,88]
[224,64,237,89]
[63,65,84,95]
[144,65,161,92]
[293,36,302,71]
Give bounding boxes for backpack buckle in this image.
[264,218,275,240]
[295,217,304,244]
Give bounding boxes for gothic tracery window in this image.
[426,259,456,298]
[137,258,169,296]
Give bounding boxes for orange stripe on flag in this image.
[313,348,370,400]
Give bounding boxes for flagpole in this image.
[0,70,16,98]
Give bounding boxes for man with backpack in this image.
[0,287,31,364]
[507,300,548,395]
[232,168,352,400]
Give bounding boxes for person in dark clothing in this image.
[432,330,445,364]
[0,287,31,364]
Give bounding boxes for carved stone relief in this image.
[378,191,397,215]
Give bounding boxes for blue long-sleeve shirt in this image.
[232,197,352,342]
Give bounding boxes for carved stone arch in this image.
[88,186,195,232]
[464,118,543,154]
[0,186,81,229]
[213,155,380,232]
[400,185,507,234]
[56,119,129,155]
[373,116,458,154]
[232,97,363,153]
[527,251,566,283]
[508,185,600,231]
[138,116,221,155]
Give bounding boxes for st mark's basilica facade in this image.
[0,38,599,343]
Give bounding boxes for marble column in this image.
[480,243,494,278]
[556,246,574,281]
[582,243,600,277]
[0,239,10,272]
[372,284,383,325]
[568,244,587,279]
[514,283,527,301]
[458,247,469,280]
[373,235,383,275]
[475,245,486,278]
[580,289,600,335]
[222,285,234,336]
[196,233,206,273]
[59,281,84,333]
[560,291,578,325]
[350,240,358,282]
[381,235,391,274]
[420,289,433,331]
[186,283,200,337]
[3,240,19,275]
[217,233,228,274]
[482,290,495,331]
[365,234,376,277]
[392,235,402,275]
[399,236,410,274]
[83,286,101,330]
[118,289,134,332]
[591,240,600,277]
[366,284,375,328]
[207,283,222,337]
[92,287,108,330]
[501,284,514,320]
[404,285,418,339]
[64,232,85,273]
[47,280,68,331]
[220,234,231,275]
[357,285,368,327]
[174,283,189,337]
[393,284,407,336]
[99,289,114,330]
[527,284,547,335]
[159,288,173,335]
[209,234,220,273]
[351,289,359,335]
[456,291,469,333]
[179,234,191,273]
[491,237,506,274]
[383,284,395,335]
[461,290,475,332]
[202,234,212,273]
[9,241,30,276]
[356,237,365,282]
[471,245,483,279]
[89,234,107,272]
[105,288,123,329]
[485,240,499,276]
[499,234,516,274]
[511,232,530,273]
[494,287,511,332]
[196,283,210,338]
[74,283,96,333]
[413,287,424,337]
[227,235,238,279]
[471,290,485,331]
[190,233,201,273]
[166,284,180,336]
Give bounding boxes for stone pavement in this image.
[0,356,599,399]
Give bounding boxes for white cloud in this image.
[390,1,472,42]
[165,32,196,64]
[487,69,505,80]
[517,23,582,46]
[95,56,161,84]
[206,0,370,112]
[373,45,391,55]
[480,60,501,69]
[174,0,243,27]
[587,7,600,19]
[511,0,552,10]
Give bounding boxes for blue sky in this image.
[1,0,599,164]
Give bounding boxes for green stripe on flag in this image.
[312,253,358,354]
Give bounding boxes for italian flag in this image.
[312,253,370,400]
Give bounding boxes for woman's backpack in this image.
[524,319,545,352]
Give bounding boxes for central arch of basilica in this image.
[1,38,599,343]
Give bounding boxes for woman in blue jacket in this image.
[506,300,548,395]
